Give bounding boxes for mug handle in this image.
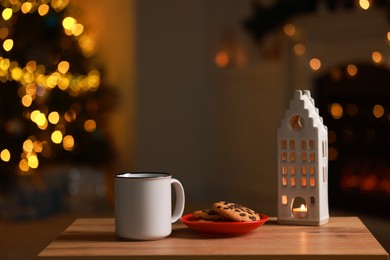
[171,178,185,223]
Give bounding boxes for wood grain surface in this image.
[39,217,389,259]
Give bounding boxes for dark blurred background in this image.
[0,0,389,258]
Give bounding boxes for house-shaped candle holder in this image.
[277,90,329,226]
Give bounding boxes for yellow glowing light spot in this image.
[2,8,13,20]
[387,32,390,43]
[38,120,48,130]
[215,51,229,68]
[19,159,29,172]
[72,23,84,36]
[58,77,70,90]
[309,58,321,71]
[1,149,11,162]
[372,51,383,64]
[48,111,60,124]
[21,2,33,14]
[373,104,384,118]
[0,57,10,71]
[35,113,47,127]
[38,4,50,16]
[23,139,34,153]
[78,35,95,57]
[346,64,358,77]
[51,130,63,144]
[33,141,43,153]
[11,67,22,80]
[63,135,74,151]
[86,71,100,90]
[22,95,33,107]
[27,154,39,169]
[3,39,14,52]
[359,0,370,10]
[283,23,296,37]
[58,61,69,74]
[62,17,76,30]
[293,43,305,56]
[329,103,343,119]
[51,0,70,12]
[26,83,37,96]
[84,119,96,132]
[26,60,37,73]
[30,110,40,122]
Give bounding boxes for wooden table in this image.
[39,217,388,259]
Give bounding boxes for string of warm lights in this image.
[0,0,102,175]
[282,0,386,73]
[281,1,389,163]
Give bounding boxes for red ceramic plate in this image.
[180,213,269,236]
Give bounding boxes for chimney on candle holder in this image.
[277,90,329,226]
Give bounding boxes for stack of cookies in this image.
[192,201,260,222]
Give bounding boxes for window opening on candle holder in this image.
[289,166,296,174]
[322,140,327,158]
[289,115,304,131]
[289,140,295,149]
[289,152,295,162]
[323,166,328,183]
[281,151,287,161]
[290,177,296,186]
[309,139,315,150]
[310,196,315,204]
[301,177,307,187]
[282,165,287,175]
[281,195,288,205]
[282,176,287,186]
[301,152,307,161]
[309,152,315,162]
[301,140,306,150]
[281,139,287,149]
[310,178,316,187]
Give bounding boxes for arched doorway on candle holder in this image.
[291,196,308,219]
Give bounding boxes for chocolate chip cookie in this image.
[192,209,229,222]
[212,201,260,222]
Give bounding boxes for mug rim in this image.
[114,172,172,179]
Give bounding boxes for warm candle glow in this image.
[292,204,308,218]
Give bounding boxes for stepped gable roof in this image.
[280,90,326,132]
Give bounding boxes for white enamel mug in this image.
[114,172,185,240]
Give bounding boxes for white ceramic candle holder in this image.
[277,90,329,226]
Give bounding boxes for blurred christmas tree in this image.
[0,0,114,192]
